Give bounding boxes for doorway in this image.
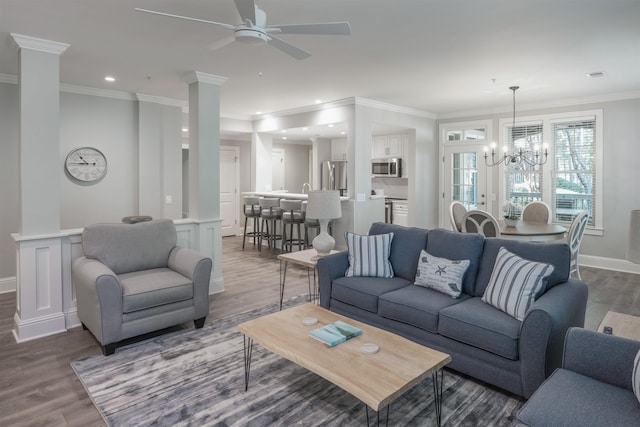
[272,148,285,191]
[220,146,240,237]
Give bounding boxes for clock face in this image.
[64,147,107,183]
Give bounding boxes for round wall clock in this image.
[64,147,108,183]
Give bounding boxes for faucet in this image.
[302,182,311,194]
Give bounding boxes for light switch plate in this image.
[356,193,366,202]
[165,195,172,204]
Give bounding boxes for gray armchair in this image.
[517,327,640,426]
[72,219,212,355]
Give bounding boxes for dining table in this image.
[498,220,567,241]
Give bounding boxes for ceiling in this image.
[2,0,639,137]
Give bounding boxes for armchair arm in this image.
[72,257,124,345]
[168,246,212,318]
[563,327,640,391]
[317,251,349,309]
[518,279,588,397]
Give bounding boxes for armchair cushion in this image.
[82,219,177,274]
[633,350,640,404]
[119,268,193,313]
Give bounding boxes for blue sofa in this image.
[317,223,589,398]
[516,327,640,426]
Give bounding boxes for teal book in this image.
[309,321,363,347]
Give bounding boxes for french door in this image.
[442,144,489,229]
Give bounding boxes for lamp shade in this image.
[306,190,342,220]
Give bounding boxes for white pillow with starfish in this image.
[413,250,470,298]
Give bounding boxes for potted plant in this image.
[503,201,522,227]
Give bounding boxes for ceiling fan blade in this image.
[268,22,351,36]
[234,0,256,24]
[134,8,235,30]
[267,35,311,60]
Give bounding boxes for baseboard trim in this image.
[581,255,640,275]
[0,276,16,294]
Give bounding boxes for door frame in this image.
[438,120,493,229]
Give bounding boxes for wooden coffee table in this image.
[237,303,451,426]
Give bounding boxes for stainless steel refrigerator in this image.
[321,160,348,196]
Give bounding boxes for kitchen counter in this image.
[242,191,350,202]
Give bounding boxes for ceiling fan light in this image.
[235,28,269,44]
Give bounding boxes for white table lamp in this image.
[306,190,342,259]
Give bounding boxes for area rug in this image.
[71,297,524,426]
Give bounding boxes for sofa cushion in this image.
[369,223,429,281]
[438,297,521,360]
[378,285,470,333]
[481,247,554,321]
[119,268,193,313]
[474,238,570,297]
[517,368,640,427]
[82,219,177,274]
[634,350,640,404]
[425,228,484,296]
[345,232,394,278]
[331,276,411,313]
[414,250,470,298]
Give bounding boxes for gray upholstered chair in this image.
[461,210,500,237]
[517,327,640,426]
[567,210,590,279]
[449,201,467,232]
[521,201,551,223]
[72,219,212,355]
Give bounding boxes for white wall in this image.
[59,92,138,228]
[0,82,20,280]
[272,142,311,193]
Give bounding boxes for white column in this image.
[185,72,227,294]
[11,34,69,342]
[252,132,273,192]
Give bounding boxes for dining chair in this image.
[521,201,551,223]
[461,210,500,237]
[449,201,467,232]
[567,210,589,279]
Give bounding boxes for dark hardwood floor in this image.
[0,236,638,426]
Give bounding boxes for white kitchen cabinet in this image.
[392,200,409,226]
[372,134,403,159]
[331,138,347,161]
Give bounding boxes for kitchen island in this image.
[241,191,385,250]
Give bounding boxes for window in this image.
[500,110,602,231]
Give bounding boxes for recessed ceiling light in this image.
[104,76,115,82]
[314,99,322,104]
[302,127,308,131]
[586,71,605,78]
[281,130,287,133]
[340,131,346,135]
[182,128,188,132]
[282,136,287,140]
[328,124,334,128]
[256,111,263,115]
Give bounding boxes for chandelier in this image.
[484,86,548,167]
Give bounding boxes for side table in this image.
[277,249,339,310]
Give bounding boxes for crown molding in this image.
[437,90,640,120]
[61,83,136,101]
[354,97,437,119]
[11,33,69,55]
[136,93,187,108]
[183,71,227,86]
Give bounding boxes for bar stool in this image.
[242,196,261,250]
[259,197,282,251]
[280,199,305,252]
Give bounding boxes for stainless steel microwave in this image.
[372,158,401,178]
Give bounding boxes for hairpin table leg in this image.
[243,335,254,391]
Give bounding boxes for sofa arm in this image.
[168,246,212,318]
[563,327,640,391]
[519,279,588,398]
[72,257,124,345]
[317,251,349,309]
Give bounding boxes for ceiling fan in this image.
[135,0,351,60]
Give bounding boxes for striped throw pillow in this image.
[633,350,640,405]
[481,247,554,321]
[345,232,394,278]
